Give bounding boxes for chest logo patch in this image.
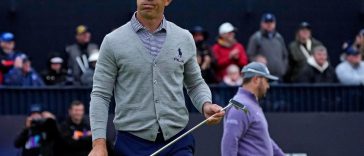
[174,48,185,63]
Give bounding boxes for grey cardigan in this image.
[89,21,212,141]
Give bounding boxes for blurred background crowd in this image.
[1,13,364,87]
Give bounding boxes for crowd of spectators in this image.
[1,13,364,87]
[0,25,100,87]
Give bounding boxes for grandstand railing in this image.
[0,84,363,115]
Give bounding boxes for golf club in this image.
[150,99,247,156]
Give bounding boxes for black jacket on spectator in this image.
[196,42,218,84]
[14,118,61,156]
[41,69,68,86]
[59,117,92,156]
[287,38,323,82]
[297,58,337,83]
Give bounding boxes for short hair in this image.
[312,45,327,55]
[242,77,253,85]
[69,100,84,109]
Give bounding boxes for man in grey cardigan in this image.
[88,0,224,156]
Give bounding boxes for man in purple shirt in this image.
[221,62,285,156]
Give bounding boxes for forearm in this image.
[90,35,116,141]
[185,46,212,112]
[186,80,212,113]
[90,95,110,141]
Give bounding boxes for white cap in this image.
[219,22,235,35]
[50,57,63,64]
[88,52,99,62]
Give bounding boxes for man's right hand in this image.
[89,139,108,156]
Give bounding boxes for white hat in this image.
[50,57,63,64]
[88,52,99,62]
[219,22,236,35]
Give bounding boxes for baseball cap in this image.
[298,21,311,30]
[76,25,89,35]
[241,62,279,80]
[0,32,15,42]
[345,47,360,56]
[261,13,276,23]
[50,57,64,64]
[219,22,236,35]
[190,26,209,39]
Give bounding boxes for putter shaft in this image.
[150,103,232,156]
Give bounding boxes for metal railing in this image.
[0,84,363,115]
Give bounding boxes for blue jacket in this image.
[4,68,45,86]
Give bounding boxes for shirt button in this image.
[155,100,159,103]
[154,63,157,67]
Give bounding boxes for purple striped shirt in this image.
[130,12,167,59]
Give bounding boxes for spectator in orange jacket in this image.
[212,22,248,81]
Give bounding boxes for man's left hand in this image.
[203,102,225,125]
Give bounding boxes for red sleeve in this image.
[236,44,248,67]
[2,60,14,67]
[212,44,232,69]
[0,72,3,85]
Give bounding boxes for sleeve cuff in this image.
[91,129,107,141]
[196,96,212,113]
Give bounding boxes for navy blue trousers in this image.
[114,129,195,156]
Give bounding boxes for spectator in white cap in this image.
[221,64,243,86]
[41,55,68,85]
[81,51,99,86]
[212,22,248,81]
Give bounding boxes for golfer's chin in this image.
[139,10,159,19]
